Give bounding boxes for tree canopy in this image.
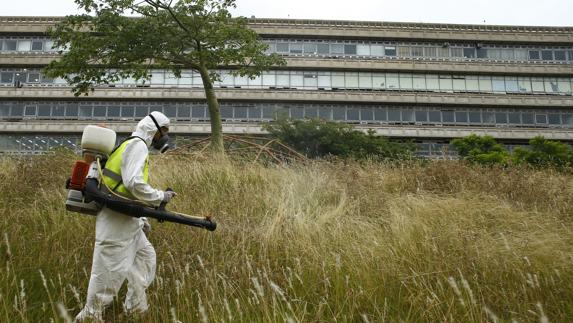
[44,0,285,153]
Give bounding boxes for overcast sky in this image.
[3,0,572,26]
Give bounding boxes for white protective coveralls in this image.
[75,111,170,321]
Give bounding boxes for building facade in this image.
[1,17,572,156]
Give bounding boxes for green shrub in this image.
[451,134,510,165]
[512,136,573,169]
[263,118,415,160]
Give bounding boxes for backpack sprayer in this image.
[65,125,217,231]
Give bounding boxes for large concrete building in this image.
[1,16,572,156]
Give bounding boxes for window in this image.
[411,47,423,57]
[514,49,528,61]
[317,72,331,89]
[536,114,547,124]
[426,75,439,90]
[66,104,78,118]
[345,72,359,88]
[388,108,400,121]
[429,110,441,122]
[505,77,519,93]
[466,76,479,92]
[235,106,248,119]
[463,48,475,58]
[541,50,553,60]
[469,111,481,123]
[372,73,385,89]
[276,43,289,53]
[330,44,344,55]
[548,114,561,125]
[386,74,399,89]
[453,76,466,91]
[501,49,514,60]
[476,48,488,58]
[558,78,572,94]
[402,109,414,122]
[135,106,149,118]
[4,40,17,51]
[522,113,534,125]
[17,40,31,51]
[28,73,40,83]
[529,50,540,60]
[291,106,304,119]
[361,108,374,121]
[562,114,573,126]
[24,105,37,116]
[333,106,345,120]
[317,43,330,54]
[31,41,43,51]
[303,43,317,54]
[52,105,65,117]
[192,105,205,118]
[11,105,23,117]
[531,77,545,92]
[439,75,452,91]
[492,77,505,92]
[289,43,303,54]
[303,72,318,88]
[415,110,428,122]
[248,106,262,119]
[331,72,345,88]
[359,72,372,89]
[344,44,357,55]
[544,78,559,93]
[508,112,520,124]
[442,111,454,123]
[455,111,468,123]
[495,112,507,124]
[374,108,386,121]
[262,72,275,88]
[482,112,494,124]
[518,77,532,93]
[399,74,413,90]
[397,46,410,57]
[568,50,573,61]
[1,72,13,83]
[344,107,359,121]
[554,50,566,61]
[384,46,396,56]
[262,106,274,119]
[357,44,370,56]
[371,45,384,56]
[220,106,233,119]
[164,105,177,118]
[93,106,107,118]
[304,106,318,118]
[121,105,135,118]
[276,71,289,87]
[38,104,51,117]
[79,106,92,118]
[424,47,438,57]
[319,107,332,120]
[479,76,493,92]
[438,47,450,57]
[413,75,426,90]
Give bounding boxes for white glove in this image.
[142,218,151,234]
[163,190,177,203]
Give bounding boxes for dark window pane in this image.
[463,48,475,58]
[541,50,553,60]
[554,51,566,61]
[344,44,357,55]
[192,106,205,118]
[319,107,332,120]
[347,108,359,121]
[429,111,441,122]
[177,106,190,119]
[469,111,481,123]
[4,40,16,51]
[31,41,43,51]
[262,106,274,119]
[276,43,289,53]
[529,50,540,60]
[536,114,547,124]
[442,111,454,123]
[495,112,507,123]
[235,106,248,119]
[374,108,386,121]
[248,107,261,119]
[361,108,374,121]
[403,110,414,122]
[38,104,51,117]
[121,106,134,118]
[275,107,289,119]
[522,113,534,124]
[93,107,107,117]
[220,106,233,118]
[508,112,520,124]
[548,114,560,124]
[52,106,65,117]
[291,106,304,119]
[11,105,23,117]
[289,43,303,54]
[476,48,488,58]
[79,106,92,118]
[24,105,37,116]
[1,72,14,83]
[455,111,468,123]
[164,105,177,118]
[483,112,495,124]
[333,107,346,120]
[384,47,396,56]
[135,106,148,118]
[388,108,400,121]
[66,104,79,117]
[317,43,329,54]
[0,105,9,117]
[304,107,317,118]
[415,110,428,122]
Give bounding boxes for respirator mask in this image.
[149,113,169,153]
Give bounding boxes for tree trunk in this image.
[198,65,224,154]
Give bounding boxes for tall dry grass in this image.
[0,152,572,322]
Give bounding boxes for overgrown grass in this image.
[1,152,572,322]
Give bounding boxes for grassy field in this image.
[0,152,572,322]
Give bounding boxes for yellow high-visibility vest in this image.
[102,137,149,200]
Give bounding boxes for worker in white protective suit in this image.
[75,111,177,322]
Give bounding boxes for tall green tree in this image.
[512,136,573,169]
[451,134,510,165]
[43,0,285,154]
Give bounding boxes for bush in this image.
[512,136,573,169]
[451,134,510,165]
[263,118,415,160]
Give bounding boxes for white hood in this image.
[131,111,170,147]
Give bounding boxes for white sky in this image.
[2,0,572,26]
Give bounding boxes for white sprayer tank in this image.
[81,125,117,156]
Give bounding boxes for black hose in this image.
[84,178,216,231]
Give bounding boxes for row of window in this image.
[1,69,573,95]
[2,36,573,64]
[265,40,573,63]
[1,101,572,128]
